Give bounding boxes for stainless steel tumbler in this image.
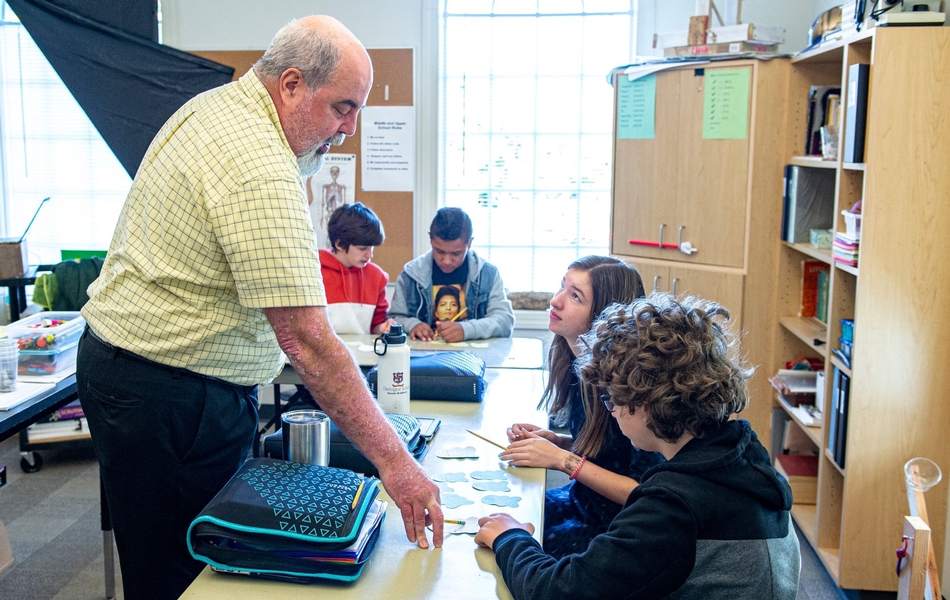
[281,409,330,466]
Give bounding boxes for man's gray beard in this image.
[297,133,345,177]
[297,149,326,177]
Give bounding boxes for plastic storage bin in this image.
[841,210,862,240]
[18,341,79,376]
[5,311,85,351]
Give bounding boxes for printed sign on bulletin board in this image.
[702,68,750,140]
[304,153,356,249]
[617,74,656,139]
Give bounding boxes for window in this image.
[0,2,130,264]
[439,0,636,292]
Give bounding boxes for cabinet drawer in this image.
[633,262,744,330]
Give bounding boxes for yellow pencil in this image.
[445,518,467,525]
[433,307,468,340]
[350,481,365,510]
[466,428,508,451]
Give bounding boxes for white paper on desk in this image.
[0,381,57,411]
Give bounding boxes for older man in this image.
[77,16,442,600]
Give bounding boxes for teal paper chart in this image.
[617,74,656,140]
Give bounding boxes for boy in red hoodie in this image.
[319,203,395,334]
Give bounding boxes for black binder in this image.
[844,63,869,163]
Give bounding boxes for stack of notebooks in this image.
[832,232,859,268]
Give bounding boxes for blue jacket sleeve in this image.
[461,267,514,340]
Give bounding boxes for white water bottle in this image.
[374,324,410,414]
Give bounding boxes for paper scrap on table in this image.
[470,469,507,481]
[469,342,489,348]
[472,481,510,492]
[433,472,469,483]
[436,446,479,459]
[449,517,480,535]
[441,493,475,509]
[482,495,521,508]
[436,481,455,493]
[428,516,480,535]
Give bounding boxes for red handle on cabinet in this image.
[629,238,679,250]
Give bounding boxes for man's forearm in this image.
[265,306,409,469]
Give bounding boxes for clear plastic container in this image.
[841,210,862,240]
[5,311,85,351]
[18,340,79,376]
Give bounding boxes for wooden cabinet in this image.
[610,58,790,440]
[633,259,745,330]
[771,27,950,592]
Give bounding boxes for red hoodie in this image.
[319,248,390,334]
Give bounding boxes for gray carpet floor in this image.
[1,432,852,600]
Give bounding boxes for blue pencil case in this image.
[187,458,384,583]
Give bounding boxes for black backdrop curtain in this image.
[6,0,234,177]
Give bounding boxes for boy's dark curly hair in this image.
[576,293,753,443]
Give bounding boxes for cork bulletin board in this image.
[190,48,415,280]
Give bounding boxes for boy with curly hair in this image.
[475,293,801,600]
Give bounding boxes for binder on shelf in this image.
[782,165,836,244]
[827,367,841,458]
[843,63,869,163]
[833,370,851,468]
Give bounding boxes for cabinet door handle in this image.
[652,275,661,293]
[677,226,698,255]
[671,278,679,296]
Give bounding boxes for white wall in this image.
[636,0,825,56]
[160,0,827,254]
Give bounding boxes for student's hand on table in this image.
[501,430,568,470]
[378,455,444,549]
[507,423,557,444]
[410,323,436,341]
[434,320,464,343]
[474,513,535,549]
[372,318,397,334]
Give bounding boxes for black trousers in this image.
[77,327,258,600]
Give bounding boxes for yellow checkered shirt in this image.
[83,71,326,386]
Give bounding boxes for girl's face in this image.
[435,293,459,321]
[548,268,593,347]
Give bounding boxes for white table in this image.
[183,368,547,600]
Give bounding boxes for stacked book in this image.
[832,232,859,267]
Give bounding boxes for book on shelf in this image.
[800,260,831,319]
[782,165,836,244]
[833,231,860,267]
[774,453,818,504]
[26,417,89,442]
[816,267,830,324]
[805,85,841,155]
[827,366,841,458]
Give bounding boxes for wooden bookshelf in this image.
[772,26,950,592]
